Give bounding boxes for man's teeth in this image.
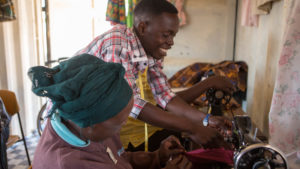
[160,48,167,53]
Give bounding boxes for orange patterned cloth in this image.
[168,61,248,108]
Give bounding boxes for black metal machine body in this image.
[232,115,288,169]
[204,88,288,169]
[205,88,231,116]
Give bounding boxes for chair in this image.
[0,90,31,166]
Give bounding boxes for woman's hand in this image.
[163,154,192,169]
[158,136,185,167]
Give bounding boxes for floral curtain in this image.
[269,0,300,155]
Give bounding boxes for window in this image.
[41,0,112,63]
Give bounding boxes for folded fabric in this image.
[256,0,280,14]
[168,61,248,108]
[0,0,16,22]
[185,148,234,165]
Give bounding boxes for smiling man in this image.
[76,0,233,150]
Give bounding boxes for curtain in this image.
[269,0,300,156]
[0,0,42,136]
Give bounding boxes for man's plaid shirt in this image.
[76,25,175,118]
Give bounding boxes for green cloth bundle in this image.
[28,54,132,128]
[0,0,16,22]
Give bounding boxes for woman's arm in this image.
[122,136,187,169]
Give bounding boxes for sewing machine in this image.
[194,89,289,169]
[232,115,288,169]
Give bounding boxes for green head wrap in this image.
[28,54,132,128]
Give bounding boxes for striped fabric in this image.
[76,24,175,118]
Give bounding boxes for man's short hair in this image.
[134,0,178,18]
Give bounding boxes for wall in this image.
[164,0,236,78]
[235,0,289,136]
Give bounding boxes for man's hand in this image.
[208,116,232,136]
[158,135,185,167]
[204,75,235,94]
[186,124,230,149]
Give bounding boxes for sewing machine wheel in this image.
[234,143,288,169]
[206,88,231,105]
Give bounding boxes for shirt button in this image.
[134,51,140,56]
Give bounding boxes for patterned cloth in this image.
[106,0,126,25]
[0,0,16,22]
[106,0,140,26]
[106,0,186,27]
[168,61,248,108]
[76,24,175,119]
[269,0,300,155]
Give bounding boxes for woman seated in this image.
[28,54,191,169]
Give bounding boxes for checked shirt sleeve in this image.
[148,61,176,109]
[101,45,147,119]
